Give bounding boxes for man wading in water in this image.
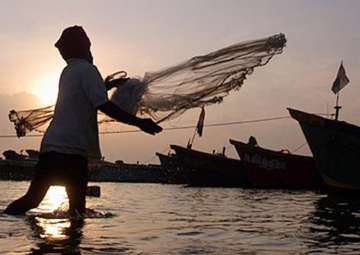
[4,26,162,215]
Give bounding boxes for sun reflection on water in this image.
[36,218,71,240]
[30,186,81,243]
[38,186,68,212]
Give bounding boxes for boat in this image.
[0,148,164,183]
[230,139,321,189]
[288,108,360,191]
[169,145,248,187]
[155,152,187,184]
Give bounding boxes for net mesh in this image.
[9,33,286,137]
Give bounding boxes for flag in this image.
[196,107,206,137]
[331,62,350,94]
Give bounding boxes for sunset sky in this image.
[0,0,359,162]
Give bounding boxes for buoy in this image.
[86,185,101,197]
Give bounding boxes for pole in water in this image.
[334,93,341,120]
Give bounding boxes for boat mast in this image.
[187,127,197,149]
[334,93,341,120]
[187,107,206,149]
[331,61,349,121]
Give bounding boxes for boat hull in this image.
[230,139,321,189]
[156,152,187,184]
[289,108,360,190]
[170,145,248,187]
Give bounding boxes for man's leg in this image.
[4,176,50,215]
[66,181,87,215]
[65,155,88,215]
[4,153,52,215]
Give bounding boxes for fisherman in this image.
[4,26,162,215]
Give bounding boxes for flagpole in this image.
[334,92,341,120]
[187,127,197,149]
[331,61,349,120]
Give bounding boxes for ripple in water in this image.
[1,182,360,254]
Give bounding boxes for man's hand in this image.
[98,101,162,135]
[137,118,162,135]
[104,71,128,90]
[104,77,129,91]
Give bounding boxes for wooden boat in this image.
[288,108,360,191]
[156,152,187,184]
[169,145,248,187]
[156,152,176,169]
[230,139,321,189]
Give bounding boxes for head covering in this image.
[55,25,93,63]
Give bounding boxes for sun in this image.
[33,73,59,106]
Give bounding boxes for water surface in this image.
[1,181,360,254]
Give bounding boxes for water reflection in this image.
[307,193,360,254]
[38,186,68,213]
[26,216,84,254]
[5,182,360,254]
[24,185,84,254]
[37,218,71,240]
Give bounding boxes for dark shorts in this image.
[34,151,88,186]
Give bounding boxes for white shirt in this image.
[40,58,108,159]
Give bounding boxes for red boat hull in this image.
[230,139,322,189]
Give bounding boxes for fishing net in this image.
[9,33,286,137]
[9,106,55,137]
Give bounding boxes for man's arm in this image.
[104,77,129,91]
[98,101,162,135]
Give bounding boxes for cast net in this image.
[9,33,286,137]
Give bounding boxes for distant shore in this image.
[0,159,165,183]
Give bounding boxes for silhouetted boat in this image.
[156,152,174,168]
[156,152,187,184]
[169,145,248,187]
[230,139,321,189]
[288,108,360,191]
